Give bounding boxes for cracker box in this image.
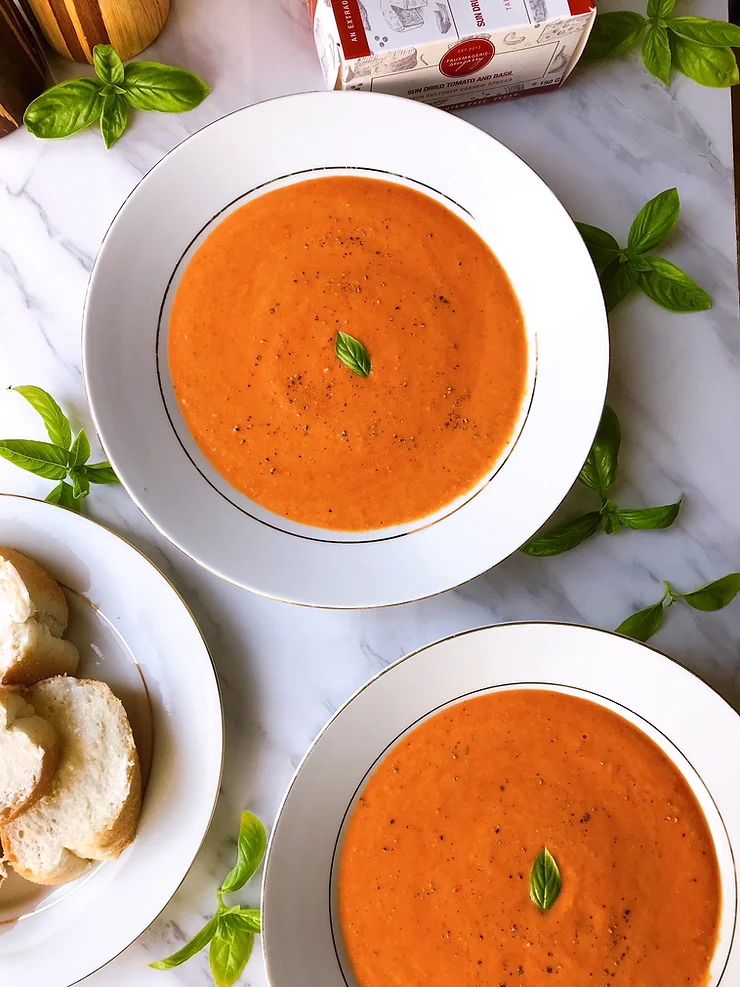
[308,0,596,110]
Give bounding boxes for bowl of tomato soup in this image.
[84,91,609,606]
[166,175,531,534]
[261,624,740,986]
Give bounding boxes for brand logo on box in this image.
[439,38,495,78]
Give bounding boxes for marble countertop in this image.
[1,0,739,983]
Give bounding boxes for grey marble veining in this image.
[0,0,738,983]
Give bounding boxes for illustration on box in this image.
[311,0,596,110]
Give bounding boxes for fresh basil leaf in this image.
[13,386,72,449]
[122,62,210,112]
[600,502,621,535]
[223,907,261,934]
[616,500,681,530]
[676,574,740,612]
[627,188,679,256]
[642,24,672,86]
[69,429,91,468]
[24,78,104,140]
[209,916,254,987]
[220,810,267,894]
[529,847,562,912]
[575,223,621,275]
[45,480,80,512]
[667,16,740,49]
[93,44,124,86]
[100,93,130,149]
[615,600,665,641]
[83,462,120,484]
[629,255,653,273]
[336,332,371,377]
[583,11,646,60]
[149,914,220,970]
[647,0,675,17]
[670,35,739,88]
[578,405,621,497]
[70,468,90,500]
[0,440,68,480]
[521,513,601,558]
[601,260,638,311]
[638,256,712,312]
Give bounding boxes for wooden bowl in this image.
[0,0,47,138]
[25,0,170,63]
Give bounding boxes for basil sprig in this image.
[0,386,118,512]
[617,574,740,641]
[583,2,740,88]
[577,188,711,313]
[336,331,372,377]
[151,810,266,987]
[522,406,681,557]
[529,847,562,911]
[24,44,209,149]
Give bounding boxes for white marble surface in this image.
[1,0,739,983]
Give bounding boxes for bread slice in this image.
[1,677,142,886]
[0,686,59,824]
[0,548,79,685]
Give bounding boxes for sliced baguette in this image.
[0,548,79,685]
[1,677,142,886]
[0,686,58,824]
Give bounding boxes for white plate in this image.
[0,495,223,987]
[261,623,740,986]
[83,90,608,608]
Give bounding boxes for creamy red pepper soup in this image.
[339,689,721,987]
[168,176,528,531]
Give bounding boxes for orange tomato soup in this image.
[168,176,527,530]
[339,689,720,987]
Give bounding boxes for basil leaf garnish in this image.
[45,480,81,512]
[521,513,601,557]
[220,811,267,894]
[575,223,621,274]
[601,260,638,312]
[222,906,262,934]
[647,0,675,17]
[642,24,672,86]
[100,93,130,149]
[675,574,740,612]
[122,61,210,112]
[24,78,104,140]
[149,914,221,970]
[627,188,680,256]
[583,11,646,60]
[600,502,621,535]
[13,385,71,450]
[638,256,712,312]
[616,600,666,641]
[69,429,91,468]
[336,332,371,377]
[83,462,120,484]
[70,468,90,500]
[0,439,68,480]
[93,44,125,86]
[616,500,681,530]
[669,35,739,88]
[578,405,621,497]
[209,915,254,987]
[529,847,562,912]
[667,16,740,49]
